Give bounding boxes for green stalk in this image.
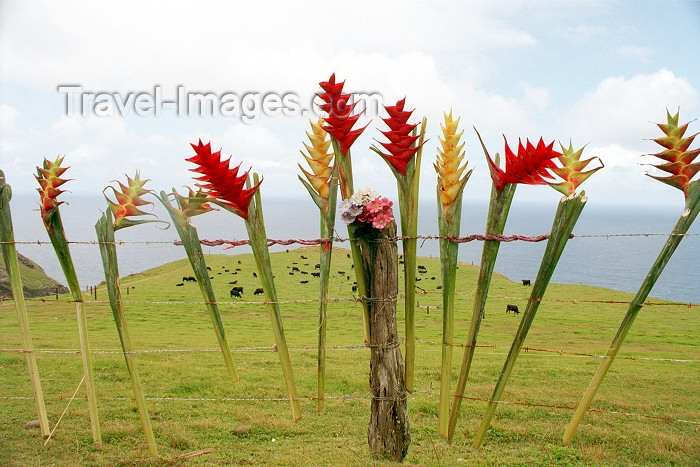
[332,139,370,344]
[0,171,50,438]
[563,182,700,445]
[397,117,426,393]
[317,170,339,412]
[316,209,334,412]
[156,192,238,384]
[42,208,102,448]
[245,174,301,421]
[436,185,464,439]
[472,192,587,449]
[95,212,158,457]
[447,182,516,442]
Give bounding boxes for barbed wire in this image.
[2,230,698,248]
[9,293,698,308]
[1,339,696,363]
[2,390,697,426]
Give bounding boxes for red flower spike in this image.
[374,98,422,176]
[317,74,368,156]
[187,139,261,219]
[485,135,560,191]
[104,172,155,230]
[646,110,700,198]
[35,156,71,221]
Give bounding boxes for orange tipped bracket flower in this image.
[318,73,368,157]
[104,172,159,231]
[645,110,700,198]
[435,111,472,219]
[35,156,71,222]
[172,187,216,219]
[299,119,335,210]
[374,98,423,176]
[549,142,604,196]
[478,130,561,191]
[187,139,261,219]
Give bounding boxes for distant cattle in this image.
[506,304,520,315]
[230,286,244,298]
[183,276,196,282]
[311,272,320,277]
[300,271,308,275]
[228,280,238,285]
[300,280,308,284]
[254,287,264,295]
[300,255,307,259]
[292,266,300,272]
[437,285,442,290]
[351,285,358,292]
[337,271,345,275]
[252,272,257,278]
[522,279,531,286]
[315,264,320,269]
[206,266,211,271]
[175,283,184,287]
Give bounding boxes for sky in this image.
[1,1,699,208]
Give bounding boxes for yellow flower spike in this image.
[173,187,216,218]
[35,156,71,222]
[550,142,604,196]
[434,111,472,219]
[103,172,157,230]
[299,119,335,206]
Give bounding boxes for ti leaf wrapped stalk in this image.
[0,170,50,438]
[318,73,371,343]
[155,188,239,385]
[433,111,472,439]
[188,140,301,421]
[448,132,561,442]
[298,118,339,411]
[35,157,102,447]
[471,141,602,448]
[563,110,699,445]
[371,97,426,393]
[95,173,163,457]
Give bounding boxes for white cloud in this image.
[562,69,699,150]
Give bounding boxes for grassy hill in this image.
[0,247,697,466]
[0,251,69,299]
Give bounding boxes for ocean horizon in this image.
[7,194,699,304]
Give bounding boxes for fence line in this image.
[2,340,697,363]
[2,391,697,426]
[2,230,699,247]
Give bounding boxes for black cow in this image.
[292,266,300,272]
[175,283,184,287]
[506,304,520,315]
[300,280,308,284]
[228,280,238,285]
[522,279,531,286]
[311,272,320,277]
[254,287,264,295]
[230,286,244,298]
[351,285,358,292]
[183,276,196,282]
[300,255,307,260]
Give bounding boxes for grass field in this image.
[1,247,698,466]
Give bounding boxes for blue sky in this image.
[1,1,699,207]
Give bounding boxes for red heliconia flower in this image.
[318,73,368,156]
[484,135,561,191]
[646,110,700,198]
[104,172,155,230]
[35,156,71,222]
[187,139,261,219]
[375,98,423,176]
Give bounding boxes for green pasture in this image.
[1,248,698,466]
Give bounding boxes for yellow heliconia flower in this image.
[299,119,334,201]
[435,111,472,219]
[549,142,603,196]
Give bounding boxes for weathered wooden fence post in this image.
[357,221,410,461]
